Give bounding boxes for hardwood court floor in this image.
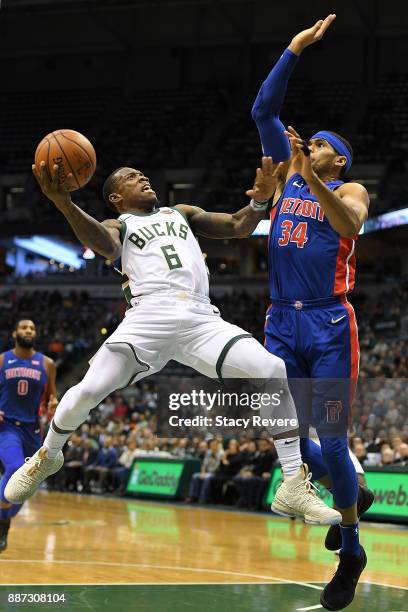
[0,492,406,611]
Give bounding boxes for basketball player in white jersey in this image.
[6,159,341,525]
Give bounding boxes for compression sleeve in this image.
[251,48,299,161]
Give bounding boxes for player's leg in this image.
[264,309,315,477]
[5,342,164,504]
[310,325,361,544]
[306,301,368,610]
[0,426,25,551]
[176,307,341,524]
[176,317,302,475]
[265,306,334,483]
[44,343,153,457]
[325,446,374,552]
[263,314,342,524]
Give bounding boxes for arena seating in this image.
[2,284,406,508]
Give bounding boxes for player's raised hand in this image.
[289,14,336,55]
[0,410,4,423]
[32,161,72,209]
[285,126,315,183]
[246,156,279,202]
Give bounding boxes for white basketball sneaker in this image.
[5,447,64,504]
[271,464,342,525]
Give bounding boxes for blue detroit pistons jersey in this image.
[0,351,48,424]
[268,173,357,300]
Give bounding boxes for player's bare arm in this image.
[286,127,369,237]
[43,357,58,418]
[32,161,122,260]
[177,157,278,239]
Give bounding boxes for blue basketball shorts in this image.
[264,295,359,436]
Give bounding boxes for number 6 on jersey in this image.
[160,244,183,270]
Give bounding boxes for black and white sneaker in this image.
[320,546,367,611]
[0,519,10,553]
[325,485,374,551]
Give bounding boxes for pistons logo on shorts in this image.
[325,400,343,423]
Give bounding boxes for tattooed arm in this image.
[32,161,122,260]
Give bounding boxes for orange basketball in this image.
[34,129,96,191]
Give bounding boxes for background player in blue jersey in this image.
[251,15,374,611]
[0,319,58,552]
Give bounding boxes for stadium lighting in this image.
[14,236,84,269]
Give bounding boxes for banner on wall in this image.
[126,458,200,499]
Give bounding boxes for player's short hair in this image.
[326,131,353,178]
[103,167,126,208]
[13,319,35,331]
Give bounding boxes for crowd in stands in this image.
[44,368,407,510]
[1,280,407,510]
[47,390,279,510]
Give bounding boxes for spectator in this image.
[185,439,222,503]
[380,447,396,466]
[83,437,117,493]
[233,439,277,509]
[199,439,243,504]
[352,442,367,467]
[394,442,408,466]
[112,396,128,420]
[363,429,380,453]
[110,440,139,494]
[63,435,87,492]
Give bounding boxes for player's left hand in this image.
[285,126,316,184]
[0,410,4,423]
[47,394,58,418]
[246,156,280,202]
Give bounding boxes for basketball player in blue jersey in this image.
[0,320,58,551]
[251,15,374,611]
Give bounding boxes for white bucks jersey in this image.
[118,207,209,304]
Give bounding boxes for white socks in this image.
[44,424,75,459]
[274,437,302,478]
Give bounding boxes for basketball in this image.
[34,129,96,191]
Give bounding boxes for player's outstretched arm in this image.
[251,15,336,195]
[177,157,278,239]
[32,162,122,260]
